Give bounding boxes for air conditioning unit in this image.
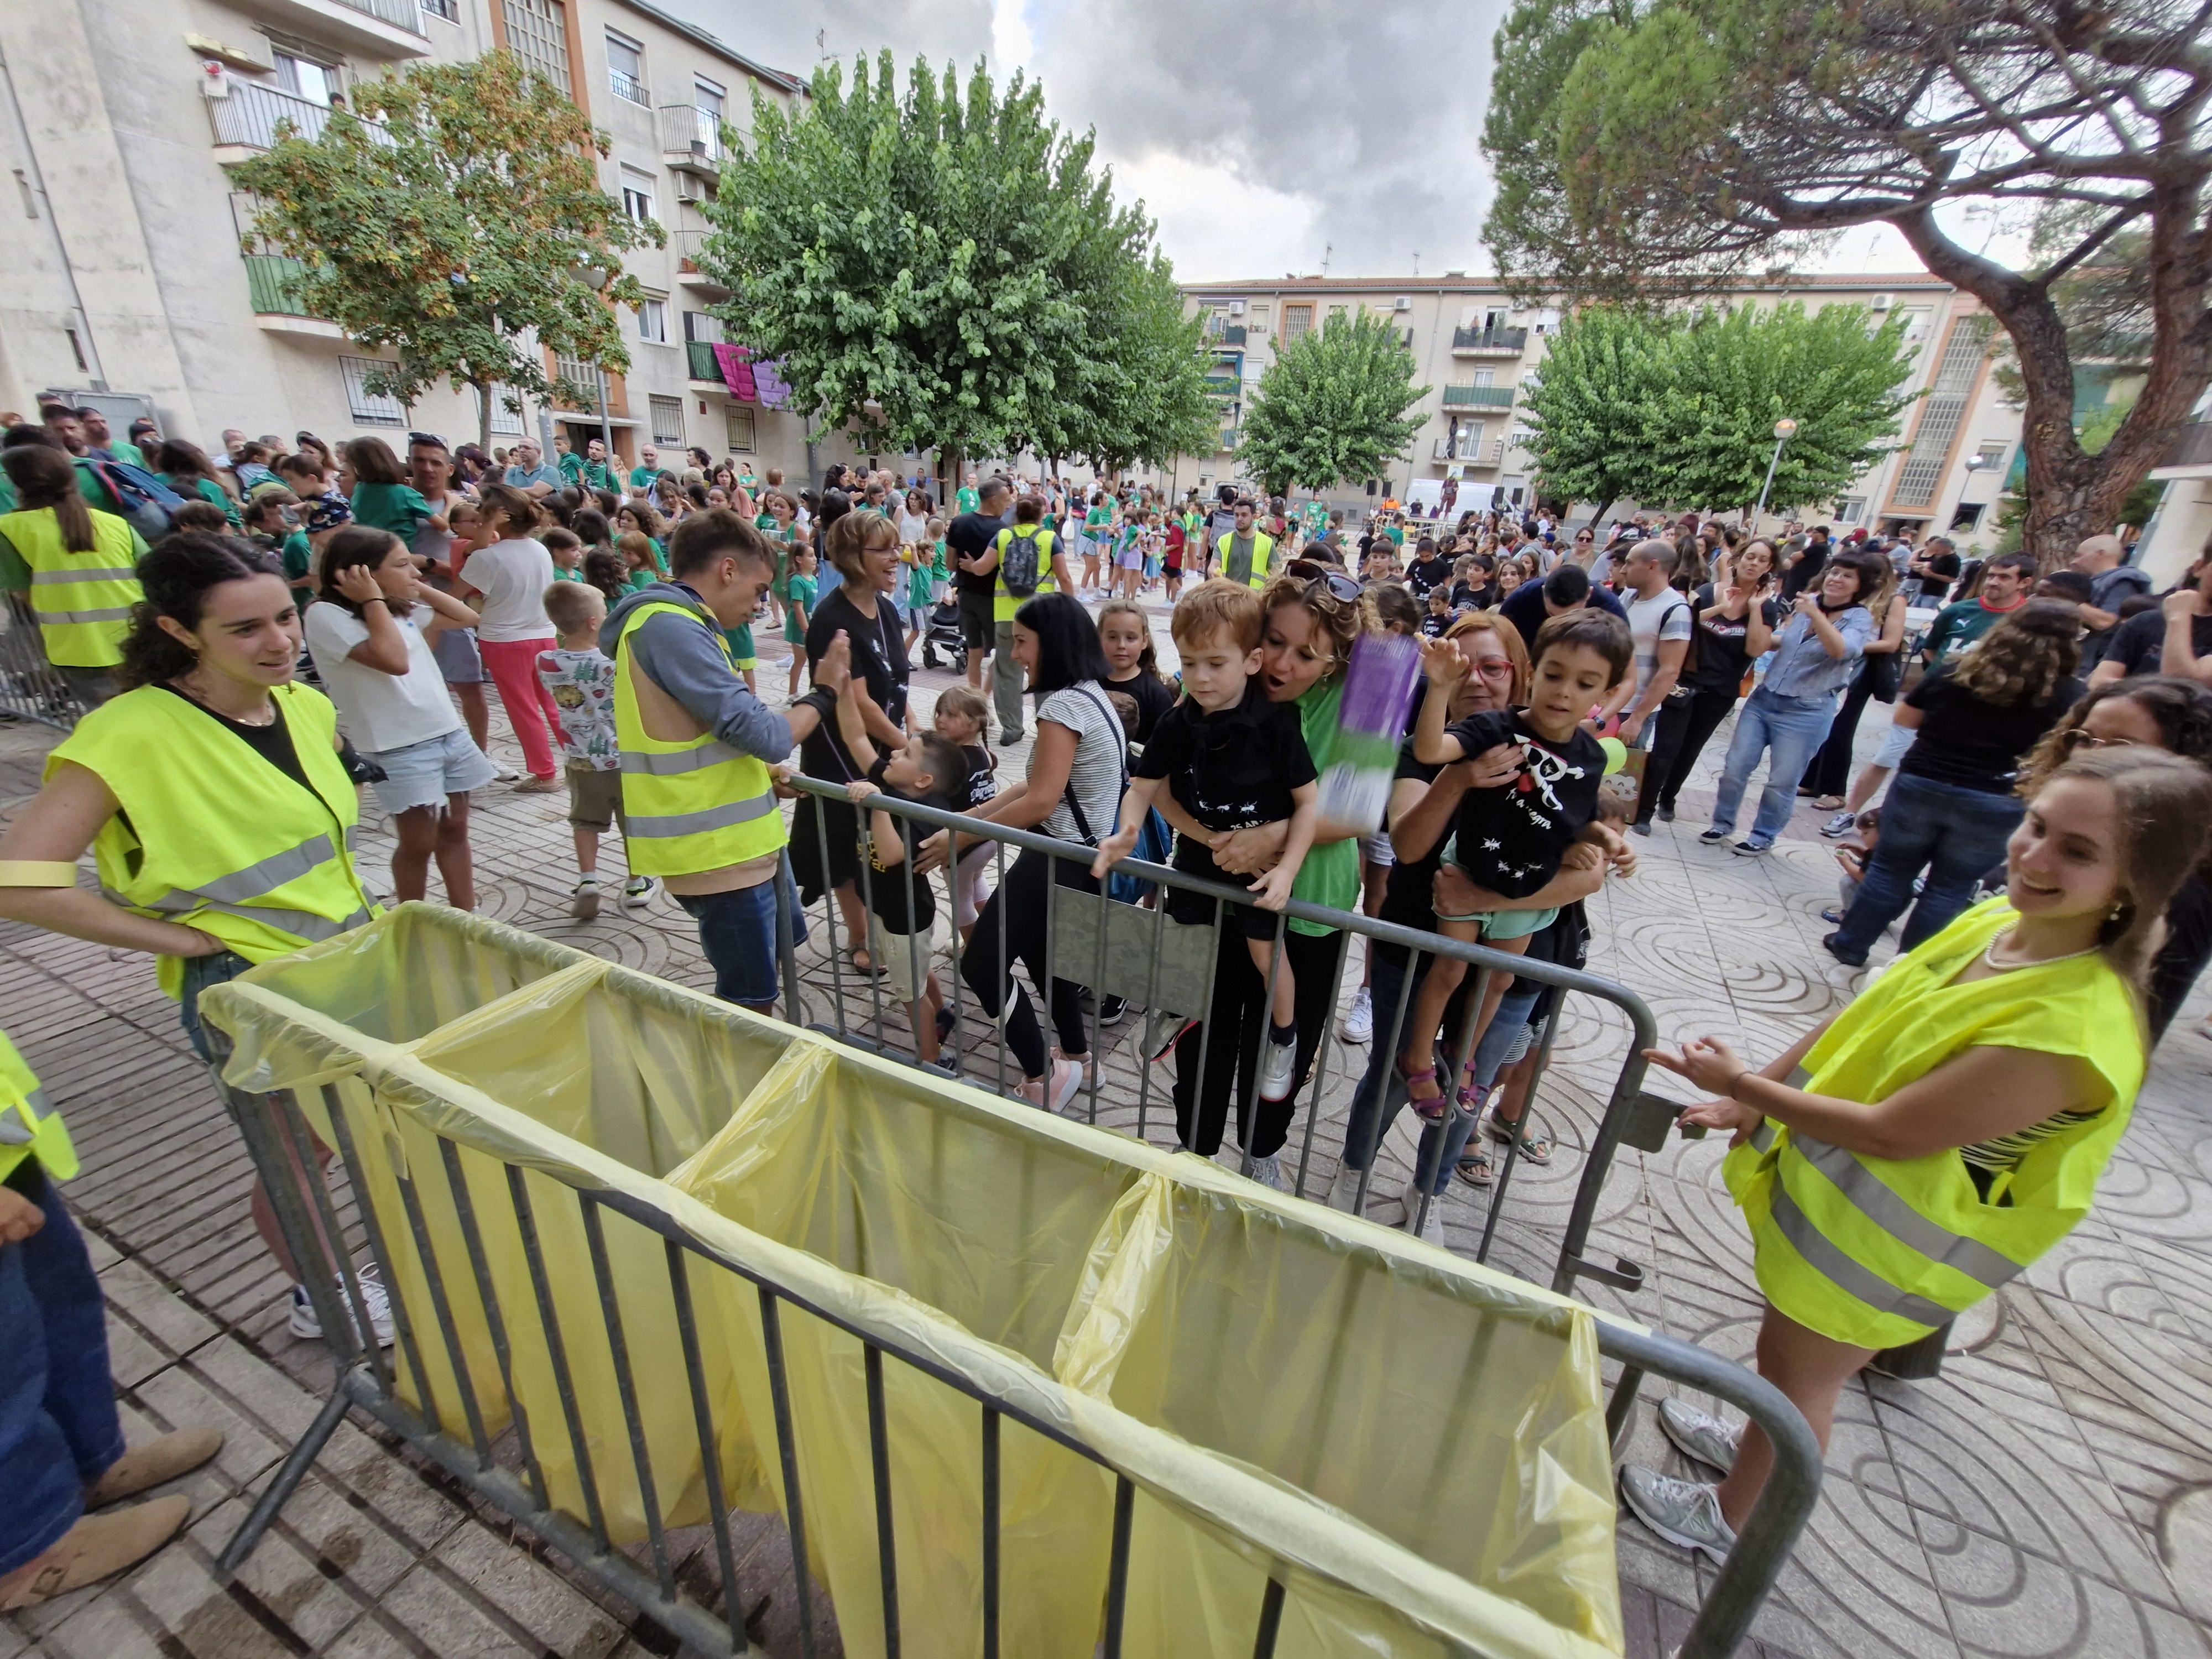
[674,178,706,205]
[1228,299,1246,315]
[1394,296,1412,311]
[1870,293,1893,311]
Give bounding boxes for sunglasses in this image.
[408,431,446,449]
[1284,560,1362,604]
[2057,729,2136,752]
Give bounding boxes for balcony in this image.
[1433,436,1504,467]
[1452,325,1528,356]
[1219,429,1238,451]
[208,80,388,158]
[609,68,650,106]
[244,254,342,337]
[1442,384,1515,409]
[226,0,429,58]
[670,229,729,294]
[1207,322,1246,346]
[687,339,724,384]
[660,105,724,177]
[2149,420,2212,478]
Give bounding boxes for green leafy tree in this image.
[1480,0,2212,563]
[703,53,1193,482]
[1236,310,1429,497]
[1516,305,1672,524]
[1052,258,1217,477]
[233,52,659,448]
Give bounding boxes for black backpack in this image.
[998,526,1048,598]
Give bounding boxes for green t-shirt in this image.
[629,465,666,489]
[160,473,241,527]
[1084,505,1112,533]
[280,530,313,588]
[348,481,434,542]
[1383,525,1405,546]
[1289,676,1358,936]
[1922,596,2025,663]
[956,486,980,515]
[554,566,585,582]
[109,441,147,469]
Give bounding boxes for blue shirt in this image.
[504,463,564,492]
[1761,603,1873,699]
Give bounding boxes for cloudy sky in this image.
[670,0,1985,283]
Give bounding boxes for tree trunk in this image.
[1586,496,1616,530]
[476,380,494,453]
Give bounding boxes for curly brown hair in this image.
[1950,599,2081,708]
[1259,565,1374,679]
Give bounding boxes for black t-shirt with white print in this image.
[1440,709,1606,900]
[1135,680,1316,921]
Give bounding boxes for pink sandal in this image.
[1400,1061,1449,1123]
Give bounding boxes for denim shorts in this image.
[365,726,499,816]
[180,949,256,1064]
[675,870,807,1008]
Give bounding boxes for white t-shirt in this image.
[302,601,464,753]
[1623,587,1695,698]
[1036,682,1126,844]
[461,538,556,641]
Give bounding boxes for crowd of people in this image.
[3,392,2212,1598]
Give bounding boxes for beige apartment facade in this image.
[0,0,822,478]
[1177,274,2026,546]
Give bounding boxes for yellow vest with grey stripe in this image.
[0,505,143,667]
[613,598,785,877]
[49,683,378,998]
[0,1029,77,1185]
[1217,529,1275,589]
[1724,897,2142,1350]
[991,525,1060,622]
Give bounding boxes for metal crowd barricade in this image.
[201,905,1822,1659]
[780,773,1683,1300]
[0,595,85,729]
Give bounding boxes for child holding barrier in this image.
[1091,580,1319,1104]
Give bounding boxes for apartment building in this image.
[1178,274,2025,544]
[0,0,813,477]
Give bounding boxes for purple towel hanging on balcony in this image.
[712,343,758,402]
[752,358,791,410]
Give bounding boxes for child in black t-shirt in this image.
[1396,608,1632,1119]
[1092,580,1319,1103]
[835,676,967,1066]
[928,684,999,947]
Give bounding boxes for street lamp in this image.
[1754,417,1799,525]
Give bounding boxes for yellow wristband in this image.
[0,861,79,888]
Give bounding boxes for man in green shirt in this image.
[576,437,617,492]
[77,409,143,468]
[955,469,981,515]
[628,445,669,491]
[1919,553,2033,665]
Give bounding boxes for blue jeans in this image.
[1339,947,1546,1196]
[180,950,255,1063]
[676,864,808,1009]
[0,1165,124,1575]
[1829,773,2022,959]
[1709,685,1840,847]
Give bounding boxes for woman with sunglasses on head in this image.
[2012,675,2212,1040]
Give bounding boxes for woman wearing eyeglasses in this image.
[1567,528,1599,571]
[2013,675,2212,1039]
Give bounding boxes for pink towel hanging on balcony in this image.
[712,343,758,402]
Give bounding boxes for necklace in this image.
[1981,924,2101,973]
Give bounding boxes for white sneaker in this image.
[1618,1465,1736,1563]
[1400,1178,1447,1244]
[1019,1058,1081,1113]
[490,759,520,782]
[1247,1153,1284,1190]
[1339,985,1374,1044]
[622,875,658,909]
[289,1267,394,1347]
[1257,1033,1299,1102]
[1657,1398,1743,1474]
[1324,1161,1366,1213]
[570,879,601,920]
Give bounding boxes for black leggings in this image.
[961,848,1097,1079]
[1171,924,1348,1158]
[1639,688,1739,821]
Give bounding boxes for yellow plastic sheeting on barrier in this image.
[200,905,1627,1659]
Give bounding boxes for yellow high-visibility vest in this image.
[1724,897,2143,1349]
[49,682,378,997]
[613,599,785,878]
[0,506,143,667]
[991,525,1061,623]
[1217,529,1275,588]
[0,1030,77,1185]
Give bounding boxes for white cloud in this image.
[1112,153,1321,283]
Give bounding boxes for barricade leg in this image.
[216,1382,353,1574]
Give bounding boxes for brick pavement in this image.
[3,595,2210,1659]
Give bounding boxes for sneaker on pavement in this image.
[1732,839,1771,857]
[1819,905,1845,925]
[1822,930,1870,967]
[1657,1398,1743,1474]
[622,875,658,908]
[571,879,601,921]
[490,760,521,782]
[85,1428,225,1509]
[1338,985,1374,1044]
[0,1497,194,1611]
[1698,827,1731,844]
[1256,1034,1299,1102]
[1324,1161,1366,1212]
[289,1267,394,1347]
[1618,1465,1736,1563]
[1018,1058,1081,1113]
[1629,821,1652,837]
[1654,806,1675,822]
[1248,1153,1284,1191]
[1820,808,1857,838]
[1400,1178,1447,1244]
[1143,1010,1197,1063]
[1095,994,1127,1026]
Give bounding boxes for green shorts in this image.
[1436,834,1558,940]
[721,623,758,671]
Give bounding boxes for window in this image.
[620,165,656,225]
[1891,316,1993,507]
[1281,304,1313,346]
[1533,308,1559,334]
[338,356,405,426]
[1249,302,1271,321]
[1471,368,1495,388]
[420,0,459,20]
[1898,306,1934,348]
[726,408,756,453]
[695,77,725,123]
[1975,440,2008,470]
[682,309,723,344]
[272,51,337,106]
[637,296,667,342]
[649,394,684,445]
[502,0,571,95]
[1949,502,1986,531]
[487,387,524,436]
[1834,497,1866,525]
[605,30,648,104]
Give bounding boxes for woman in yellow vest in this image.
[1620,747,2212,1562]
[0,534,386,1345]
[0,441,147,709]
[0,1029,224,1610]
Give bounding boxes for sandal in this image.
[1483,1106,1552,1165]
[1453,1146,1495,1188]
[848,947,886,975]
[1400,1060,1448,1123]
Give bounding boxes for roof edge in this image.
[610,0,808,96]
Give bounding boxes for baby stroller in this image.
[920,594,967,672]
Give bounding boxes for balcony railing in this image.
[244,254,314,316]
[334,0,428,35]
[210,81,328,150]
[1207,322,1246,346]
[609,68,650,106]
[1442,384,1516,409]
[1433,436,1504,466]
[686,340,722,382]
[2154,420,2212,471]
[659,104,725,166]
[1452,325,1528,354]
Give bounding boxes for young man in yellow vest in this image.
[601,509,806,1013]
[1213,498,1276,589]
[968,495,1076,745]
[0,1030,223,1610]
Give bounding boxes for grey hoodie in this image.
[598,581,791,761]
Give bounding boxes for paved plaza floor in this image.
[3,596,2209,1659]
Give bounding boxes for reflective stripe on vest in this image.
[0,508,142,668]
[1790,1133,2025,1295]
[0,1032,78,1183]
[613,601,786,877]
